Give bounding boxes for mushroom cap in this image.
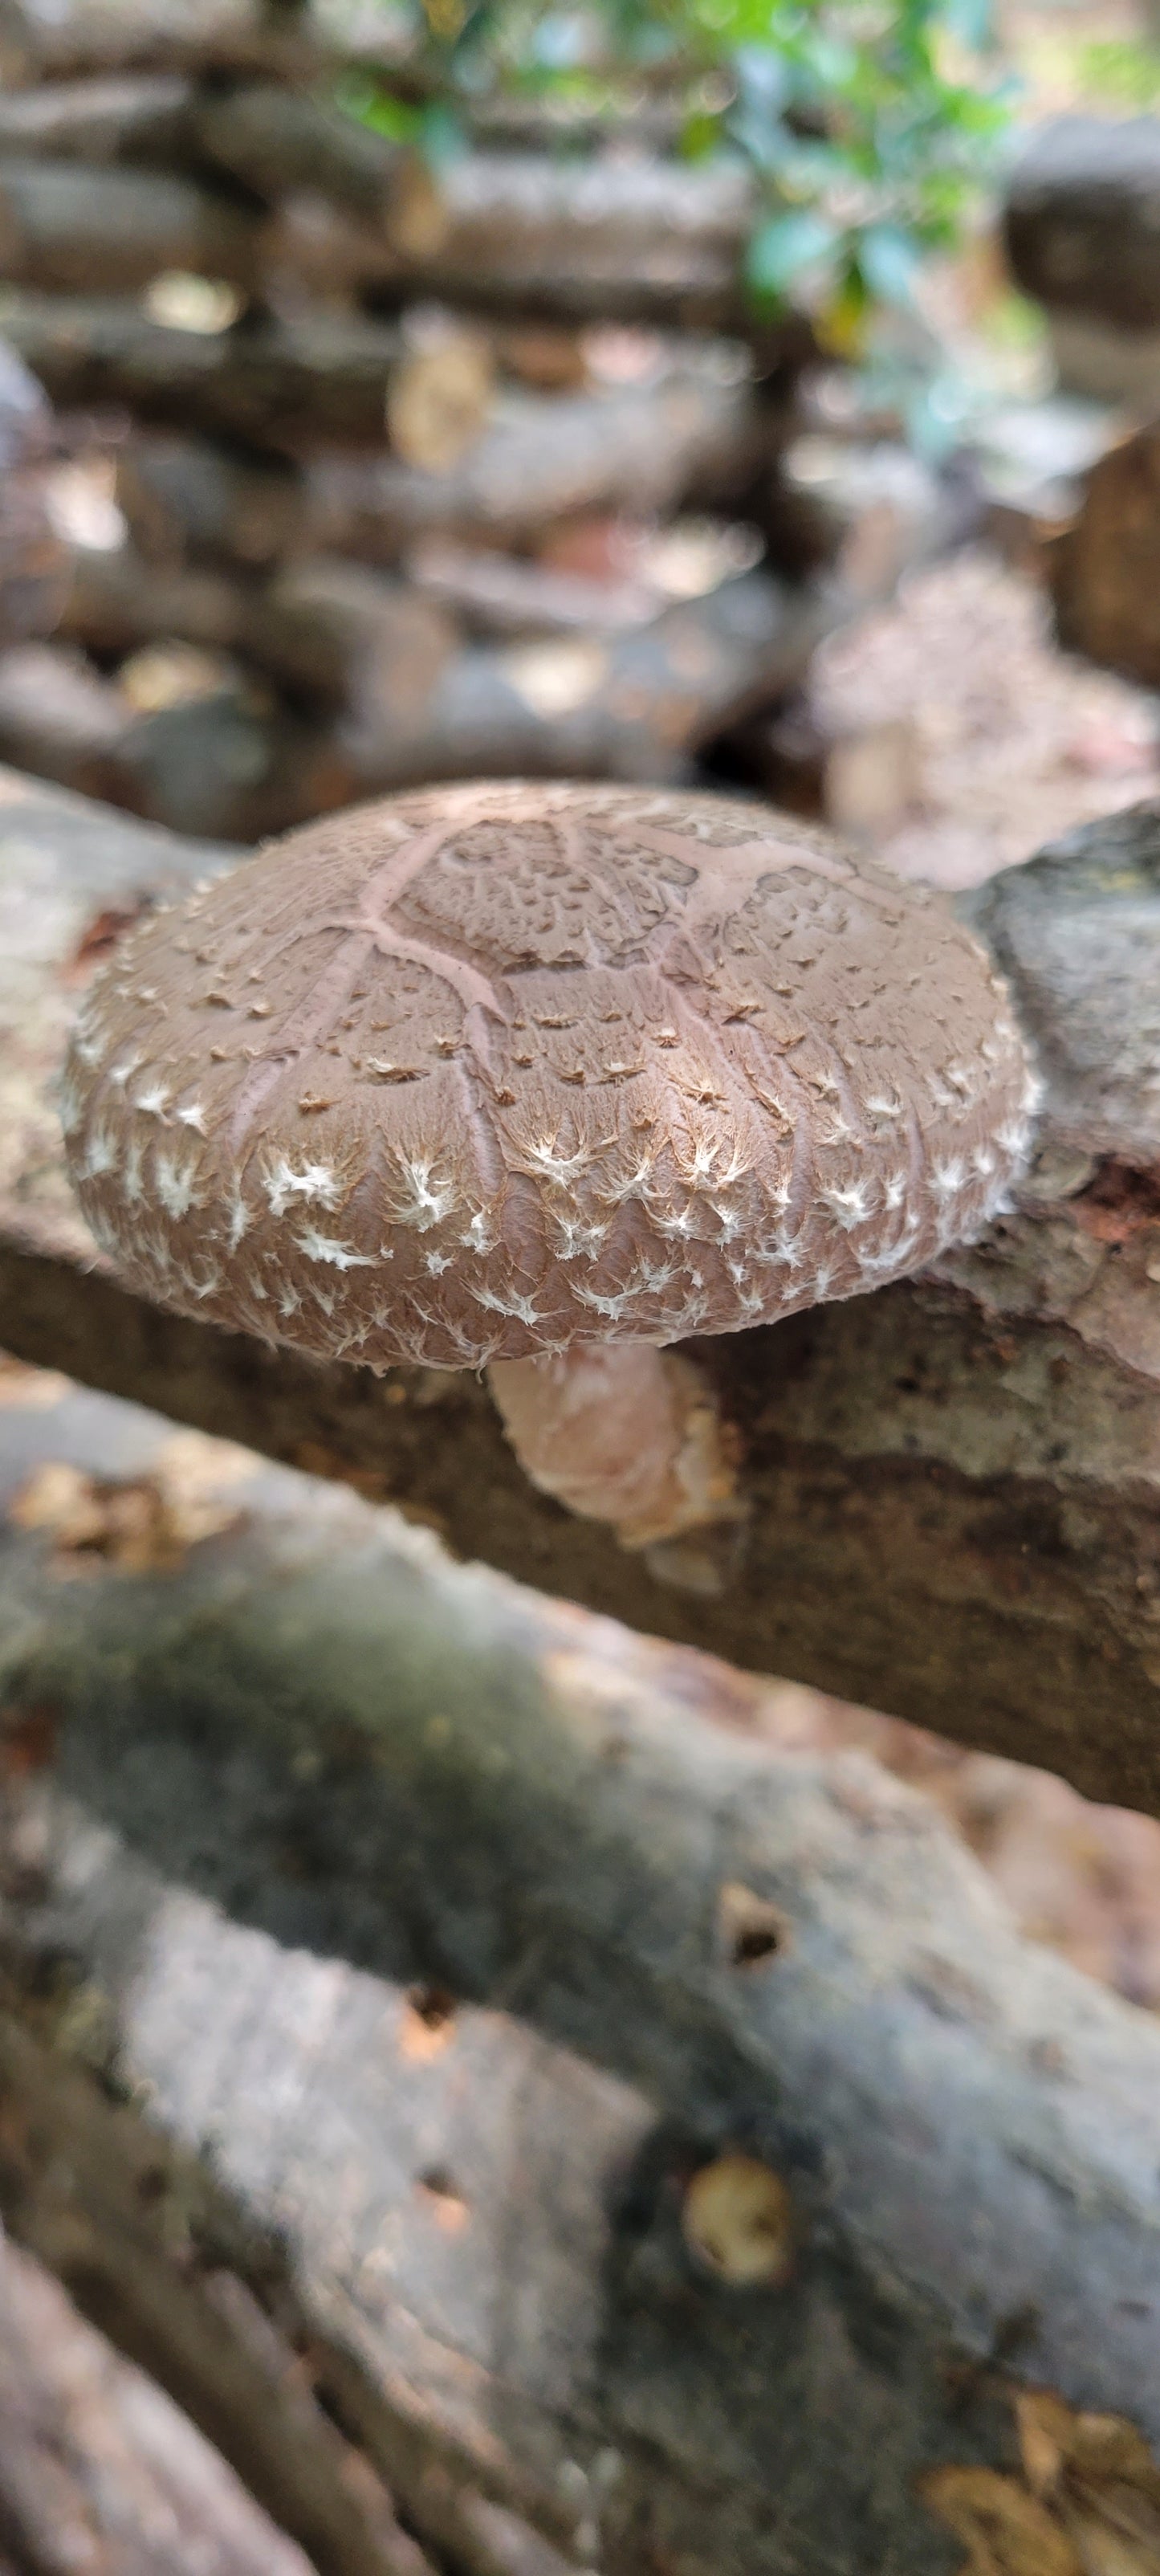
[63,779,1037,1367]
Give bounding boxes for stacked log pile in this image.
[0,0,902,838]
[1005,114,1160,406]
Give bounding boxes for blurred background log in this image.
[0,157,261,293]
[0,69,196,163]
[302,364,763,559]
[59,542,250,654]
[0,334,69,642]
[116,431,302,569]
[0,0,320,81]
[368,151,757,329]
[0,298,413,447]
[1005,114,1160,404]
[1048,418,1160,685]
[191,79,403,224]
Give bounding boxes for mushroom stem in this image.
[487,1343,739,1548]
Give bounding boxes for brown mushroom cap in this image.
[63,779,1037,1368]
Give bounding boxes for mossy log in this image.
[1,769,1160,1812]
[0,1376,1158,2574]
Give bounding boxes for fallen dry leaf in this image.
[922,2464,1082,2575]
[0,1353,70,1409]
[9,1455,243,1574]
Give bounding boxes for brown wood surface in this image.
[372,149,757,329]
[1049,416,1160,685]
[0,2231,322,2576]
[303,369,764,559]
[0,157,261,294]
[0,71,196,166]
[0,293,407,451]
[1,764,1159,1812]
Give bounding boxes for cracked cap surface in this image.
[63,778,1038,1367]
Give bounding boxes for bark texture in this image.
[0,1378,1159,2575]
[372,149,756,328]
[0,294,405,450]
[1048,417,1160,687]
[0,0,320,79]
[303,370,763,558]
[0,157,261,294]
[192,79,402,225]
[0,2232,320,2576]
[0,71,196,166]
[2,766,1160,1808]
[0,335,69,647]
[116,431,303,569]
[1005,114,1160,335]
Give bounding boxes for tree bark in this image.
[2,766,1160,1810]
[241,554,459,705]
[0,157,261,295]
[116,430,303,569]
[191,79,402,225]
[303,369,764,558]
[1005,115,1160,336]
[0,293,405,451]
[0,644,128,793]
[227,565,832,803]
[0,2233,326,2576]
[59,541,251,657]
[0,71,196,166]
[0,335,70,646]
[372,149,757,329]
[1048,417,1160,686]
[0,0,321,80]
[0,1377,1159,2575]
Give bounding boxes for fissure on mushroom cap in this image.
[63,778,1038,1368]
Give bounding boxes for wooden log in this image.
[111,680,344,840]
[1005,114,1160,331]
[0,157,262,296]
[0,334,71,644]
[0,2234,322,2576]
[373,149,757,328]
[116,432,302,570]
[2,1381,1160,2575]
[303,368,763,559]
[0,464,67,644]
[1005,114,1160,401]
[405,536,665,637]
[192,79,401,225]
[0,643,128,793]
[0,0,320,80]
[59,540,250,656]
[0,330,51,471]
[0,71,195,165]
[0,293,406,452]
[242,554,459,707]
[0,642,345,838]
[1047,417,1160,686]
[385,308,495,473]
[231,566,834,805]
[2,768,1160,1808]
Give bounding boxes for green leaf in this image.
[744,207,840,304]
